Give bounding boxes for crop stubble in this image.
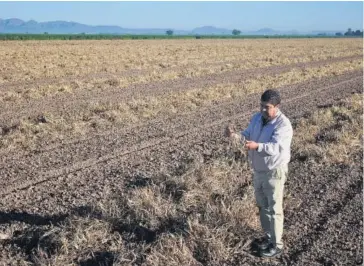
[0,39,362,265]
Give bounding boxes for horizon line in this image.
[0,17,362,33]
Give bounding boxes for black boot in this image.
[260,243,282,258]
[254,236,270,251]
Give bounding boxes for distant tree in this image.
[335,32,343,36]
[344,28,363,36]
[344,28,353,36]
[44,32,48,35]
[354,30,362,36]
[166,29,173,36]
[232,29,241,36]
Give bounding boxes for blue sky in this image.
[0,1,362,32]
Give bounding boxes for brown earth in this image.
[0,55,360,126]
[0,48,362,265]
[0,71,361,197]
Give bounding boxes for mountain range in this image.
[0,18,346,35]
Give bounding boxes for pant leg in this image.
[253,171,271,239]
[262,165,288,249]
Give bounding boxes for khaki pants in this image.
[253,165,288,249]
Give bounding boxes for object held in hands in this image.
[225,125,248,160]
[240,134,246,144]
[225,124,236,138]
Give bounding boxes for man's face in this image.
[260,101,279,119]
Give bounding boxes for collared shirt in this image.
[241,110,293,172]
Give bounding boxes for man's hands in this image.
[224,124,236,138]
[245,141,259,150]
[225,124,259,150]
[225,124,241,141]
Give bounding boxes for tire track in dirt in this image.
[282,161,362,265]
[1,49,276,88]
[0,74,361,189]
[0,75,361,201]
[1,70,360,159]
[0,55,360,125]
[0,58,255,92]
[302,193,363,266]
[234,173,363,266]
[0,55,358,93]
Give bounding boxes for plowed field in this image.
[0,39,362,266]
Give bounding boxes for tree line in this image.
[167,28,363,37]
[338,28,363,36]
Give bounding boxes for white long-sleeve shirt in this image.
[241,110,293,172]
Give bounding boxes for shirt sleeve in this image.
[241,114,256,141]
[257,121,293,156]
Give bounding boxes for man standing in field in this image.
[226,89,293,258]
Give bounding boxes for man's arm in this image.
[257,122,293,156]
[241,115,257,141]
